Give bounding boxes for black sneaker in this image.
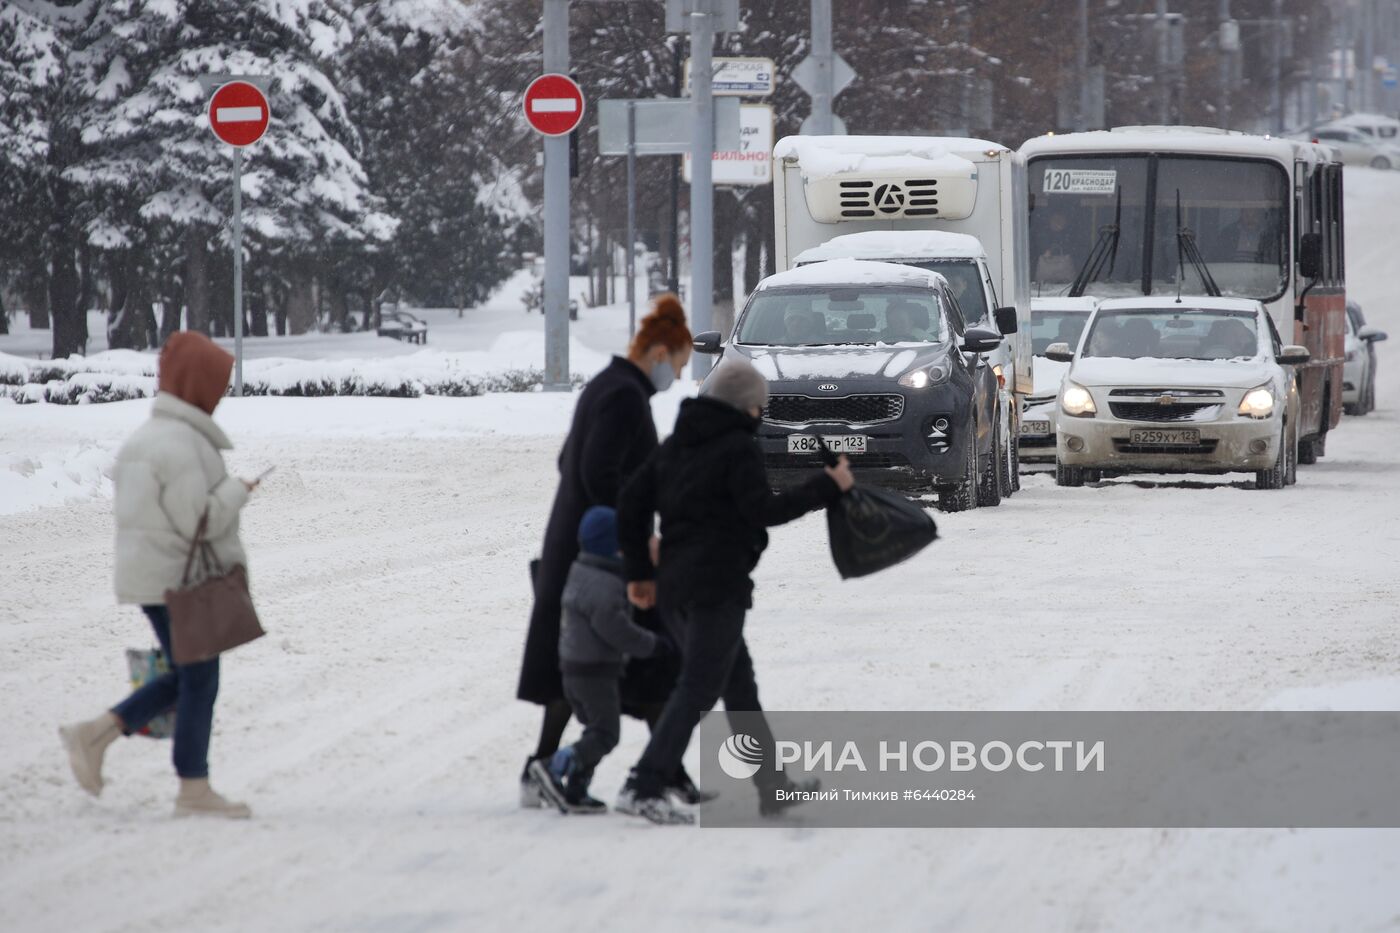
[758,777,821,818]
[563,793,608,815]
[629,792,696,825]
[666,766,718,805]
[616,775,695,825]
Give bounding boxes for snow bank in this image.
[0,444,113,515]
[0,332,608,404]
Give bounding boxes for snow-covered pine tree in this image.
[338,0,525,322]
[67,0,395,337]
[0,2,91,355]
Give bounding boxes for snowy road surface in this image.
[2,174,1399,931]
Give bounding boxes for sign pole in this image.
[809,0,834,134]
[205,77,269,396]
[627,100,637,336]
[232,146,244,397]
[690,1,715,379]
[542,0,571,390]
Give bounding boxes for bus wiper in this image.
[1175,189,1221,298]
[1068,185,1122,298]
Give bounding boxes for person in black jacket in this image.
[516,295,692,808]
[615,357,854,824]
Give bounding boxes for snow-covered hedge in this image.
[0,352,586,405]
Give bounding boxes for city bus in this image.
[1018,126,1345,462]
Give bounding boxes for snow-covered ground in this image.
[2,174,1399,932]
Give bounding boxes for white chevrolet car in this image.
[1020,297,1098,464]
[1047,297,1309,489]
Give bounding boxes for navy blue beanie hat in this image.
[578,505,620,557]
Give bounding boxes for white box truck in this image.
[772,135,1032,401]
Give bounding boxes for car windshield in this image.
[1082,308,1261,360]
[736,287,945,347]
[906,260,988,325]
[1028,154,1289,301]
[1031,309,1090,355]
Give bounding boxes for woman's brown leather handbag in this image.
[164,510,264,664]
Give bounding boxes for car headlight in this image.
[899,364,950,389]
[1238,385,1275,419]
[1060,381,1096,417]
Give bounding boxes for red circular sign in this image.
[523,74,584,137]
[208,81,269,147]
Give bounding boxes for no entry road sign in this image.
[208,81,269,147]
[523,74,584,136]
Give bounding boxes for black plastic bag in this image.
[826,485,939,579]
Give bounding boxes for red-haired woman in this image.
[517,294,693,806]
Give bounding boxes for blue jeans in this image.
[112,606,220,779]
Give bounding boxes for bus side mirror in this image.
[693,331,724,355]
[1298,232,1323,279]
[994,306,1018,335]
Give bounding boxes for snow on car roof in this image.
[1020,126,1305,164]
[759,258,947,290]
[794,231,987,263]
[1095,296,1263,313]
[773,135,998,181]
[1031,297,1099,312]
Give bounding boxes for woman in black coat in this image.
[517,294,692,806]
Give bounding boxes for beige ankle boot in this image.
[174,778,252,819]
[58,712,122,797]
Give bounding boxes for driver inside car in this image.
[881,302,924,344]
[784,310,825,345]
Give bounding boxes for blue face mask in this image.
[649,358,676,392]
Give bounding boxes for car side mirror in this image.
[1358,325,1388,342]
[1044,342,1075,363]
[693,331,724,355]
[1298,232,1323,279]
[960,326,1002,354]
[993,306,1018,335]
[1276,344,1310,365]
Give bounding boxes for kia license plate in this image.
[1129,428,1200,446]
[787,434,867,455]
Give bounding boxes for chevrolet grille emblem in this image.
[1157,394,1176,405]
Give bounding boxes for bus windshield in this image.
[1029,155,1289,302]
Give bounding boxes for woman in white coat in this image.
[60,332,259,818]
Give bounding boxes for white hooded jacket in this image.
[113,393,250,605]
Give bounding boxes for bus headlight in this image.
[899,364,950,389]
[1238,386,1275,419]
[1060,382,1096,417]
